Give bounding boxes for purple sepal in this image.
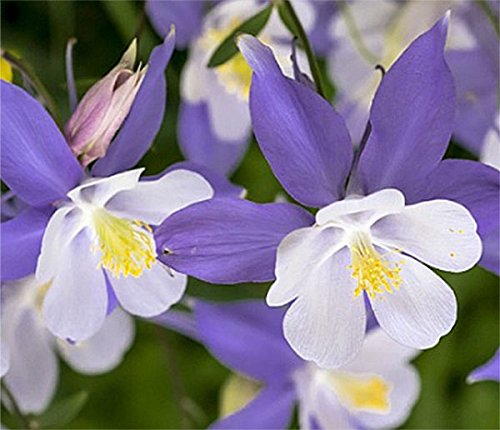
[155,198,313,284]
[178,102,249,177]
[447,49,498,155]
[468,348,500,383]
[211,381,296,430]
[422,159,500,274]
[239,35,353,208]
[146,0,203,49]
[1,206,52,281]
[357,14,455,201]
[92,33,175,176]
[1,82,83,207]
[195,300,302,383]
[309,1,338,56]
[105,272,119,315]
[154,309,200,342]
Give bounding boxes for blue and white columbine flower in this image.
[1,276,134,414]
[156,16,499,368]
[161,300,420,430]
[176,0,314,176]
[327,0,499,155]
[1,32,214,342]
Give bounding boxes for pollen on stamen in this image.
[91,209,156,278]
[349,233,404,300]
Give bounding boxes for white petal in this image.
[371,254,457,349]
[58,308,135,374]
[1,335,9,377]
[283,249,366,369]
[180,42,208,103]
[354,365,420,429]
[372,199,482,272]
[42,231,108,342]
[4,309,58,414]
[267,226,346,307]
[316,189,405,228]
[111,262,186,317]
[106,169,214,225]
[294,367,351,430]
[480,119,500,170]
[67,168,143,207]
[314,382,352,430]
[344,329,420,374]
[338,329,421,428]
[205,70,251,142]
[36,206,86,283]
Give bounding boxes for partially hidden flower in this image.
[64,40,147,167]
[155,15,499,368]
[177,0,315,176]
[0,32,223,342]
[158,301,420,430]
[1,275,134,414]
[467,348,500,384]
[327,0,499,158]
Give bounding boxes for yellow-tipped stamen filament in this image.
[348,232,404,299]
[91,208,156,278]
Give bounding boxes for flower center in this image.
[348,232,404,299]
[202,18,253,100]
[328,371,391,413]
[91,208,156,278]
[215,53,253,100]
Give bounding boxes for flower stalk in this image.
[276,0,327,98]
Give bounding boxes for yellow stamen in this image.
[36,281,52,313]
[349,232,403,299]
[329,372,391,413]
[0,57,13,82]
[202,18,253,100]
[91,208,156,278]
[216,52,253,100]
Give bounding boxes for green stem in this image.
[478,0,500,38]
[2,383,38,429]
[155,326,191,429]
[340,1,379,64]
[279,0,327,98]
[1,50,60,124]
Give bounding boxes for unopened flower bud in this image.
[64,39,147,166]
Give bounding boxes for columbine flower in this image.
[176,0,314,176]
[1,275,134,414]
[327,0,499,155]
[156,15,499,367]
[160,300,420,430]
[64,40,147,167]
[467,348,500,384]
[0,32,216,342]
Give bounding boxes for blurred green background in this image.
[1,1,498,428]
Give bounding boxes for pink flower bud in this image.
[64,40,147,166]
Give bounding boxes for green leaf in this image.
[207,3,274,68]
[37,391,89,429]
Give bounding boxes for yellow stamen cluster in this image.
[348,233,403,299]
[91,209,155,278]
[216,53,253,100]
[329,372,390,413]
[202,19,253,100]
